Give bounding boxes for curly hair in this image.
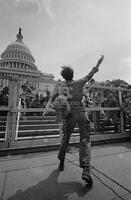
[60,66,74,81]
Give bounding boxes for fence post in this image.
[92,88,97,134]
[5,78,20,147]
[118,89,124,134]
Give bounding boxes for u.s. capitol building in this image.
[0,28,57,94]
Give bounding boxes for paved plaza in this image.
[0,142,131,200]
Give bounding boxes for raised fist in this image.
[97,55,104,67]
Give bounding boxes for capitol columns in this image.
[12,62,14,68]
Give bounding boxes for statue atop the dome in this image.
[16,27,23,42]
[19,27,21,34]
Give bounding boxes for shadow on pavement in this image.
[7,168,92,200]
[119,142,131,149]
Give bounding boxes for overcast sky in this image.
[0,0,131,83]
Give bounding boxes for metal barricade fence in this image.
[0,77,130,150]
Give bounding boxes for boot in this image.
[82,167,93,186]
[58,160,64,171]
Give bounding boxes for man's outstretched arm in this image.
[82,55,104,83]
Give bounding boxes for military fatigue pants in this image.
[58,110,91,168]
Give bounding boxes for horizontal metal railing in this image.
[0,80,130,150]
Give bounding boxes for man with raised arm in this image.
[52,55,104,185]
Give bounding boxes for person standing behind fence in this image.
[52,55,104,185]
[121,85,131,133]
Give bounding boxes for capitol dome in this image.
[5,40,32,58]
[1,28,36,67]
[0,28,55,92]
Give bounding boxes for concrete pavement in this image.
[0,142,131,200]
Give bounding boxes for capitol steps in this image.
[0,115,79,141]
[17,115,79,139]
[0,115,130,142]
[16,115,119,139]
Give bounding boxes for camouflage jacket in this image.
[52,66,99,110]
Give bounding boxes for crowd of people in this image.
[82,79,131,133]
[0,83,51,116]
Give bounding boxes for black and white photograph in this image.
[0,0,131,199]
